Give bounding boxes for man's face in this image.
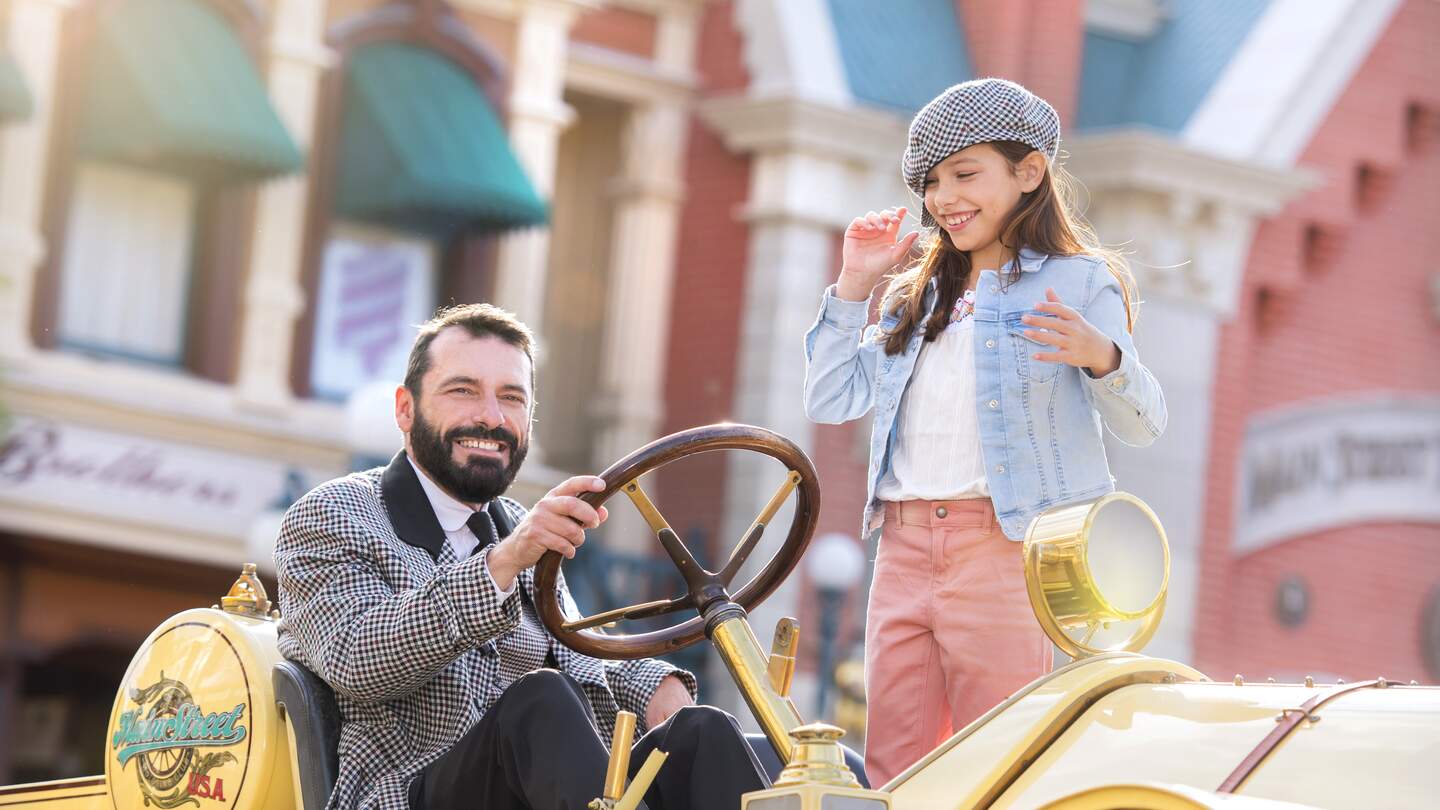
[396,329,533,505]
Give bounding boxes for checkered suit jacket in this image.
[275,452,694,810]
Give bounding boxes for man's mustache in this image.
[444,425,520,453]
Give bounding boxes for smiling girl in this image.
[802,79,1167,784]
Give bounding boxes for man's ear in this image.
[395,384,415,434]
[1018,150,1047,193]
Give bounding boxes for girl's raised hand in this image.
[836,206,921,301]
[1021,288,1122,378]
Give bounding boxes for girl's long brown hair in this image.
[880,140,1136,356]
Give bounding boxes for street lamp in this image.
[807,532,865,718]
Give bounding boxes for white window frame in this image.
[56,161,198,366]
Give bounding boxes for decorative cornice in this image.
[1065,129,1318,317]
[697,93,905,166]
[565,42,696,105]
[1065,128,1317,216]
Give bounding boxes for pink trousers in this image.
[862,499,1053,786]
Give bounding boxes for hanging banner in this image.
[310,224,437,401]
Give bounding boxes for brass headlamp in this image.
[1022,492,1170,659]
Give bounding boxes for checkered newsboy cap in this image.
[902,78,1061,227]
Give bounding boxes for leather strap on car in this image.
[1217,679,1384,793]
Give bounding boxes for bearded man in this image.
[274,304,772,810]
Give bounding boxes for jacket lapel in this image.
[487,498,516,538]
[380,451,447,561]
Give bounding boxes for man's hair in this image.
[403,303,537,395]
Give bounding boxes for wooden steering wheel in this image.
[533,424,821,660]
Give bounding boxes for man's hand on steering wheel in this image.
[488,476,610,592]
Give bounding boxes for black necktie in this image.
[465,508,496,558]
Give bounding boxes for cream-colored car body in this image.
[2,605,1434,810]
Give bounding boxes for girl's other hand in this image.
[836,206,921,301]
[1022,288,1122,378]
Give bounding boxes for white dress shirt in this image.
[407,455,517,597]
[875,317,991,503]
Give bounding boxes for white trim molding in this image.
[1085,0,1168,41]
[3,351,350,464]
[1183,0,1402,166]
[699,94,908,229]
[734,0,850,105]
[699,94,904,164]
[565,43,696,106]
[450,0,599,20]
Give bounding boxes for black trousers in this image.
[409,670,772,810]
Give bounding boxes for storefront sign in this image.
[0,416,326,540]
[1235,396,1440,553]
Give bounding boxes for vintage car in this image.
[0,425,1433,810]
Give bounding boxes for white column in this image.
[0,0,77,361]
[590,1,700,551]
[716,157,856,727]
[1065,130,1314,664]
[233,0,334,411]
[653,1,703,72]
[698,91,906,721]
[590,103,688,551]
[489,0,583,331]
[722,180,836,634]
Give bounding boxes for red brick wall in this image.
[1194,0,1440,683]
[657,1,751,560]
[955,0,1084,126]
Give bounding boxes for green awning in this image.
[334,43,548,237]
[77,0,302,182]
[0,52,33,122]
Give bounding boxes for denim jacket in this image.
[802,248,1167,540]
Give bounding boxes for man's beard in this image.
[409,406,528,504]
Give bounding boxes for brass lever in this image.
[767,617,800,697]
[616,749,668,810]
[603,711,637,803]
[591,711,667,810]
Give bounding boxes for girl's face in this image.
[923,143,1046,267]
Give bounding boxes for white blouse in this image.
[875,316,990,502]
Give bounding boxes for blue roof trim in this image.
[1078,0,1273,134]
[826,0,972,115]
